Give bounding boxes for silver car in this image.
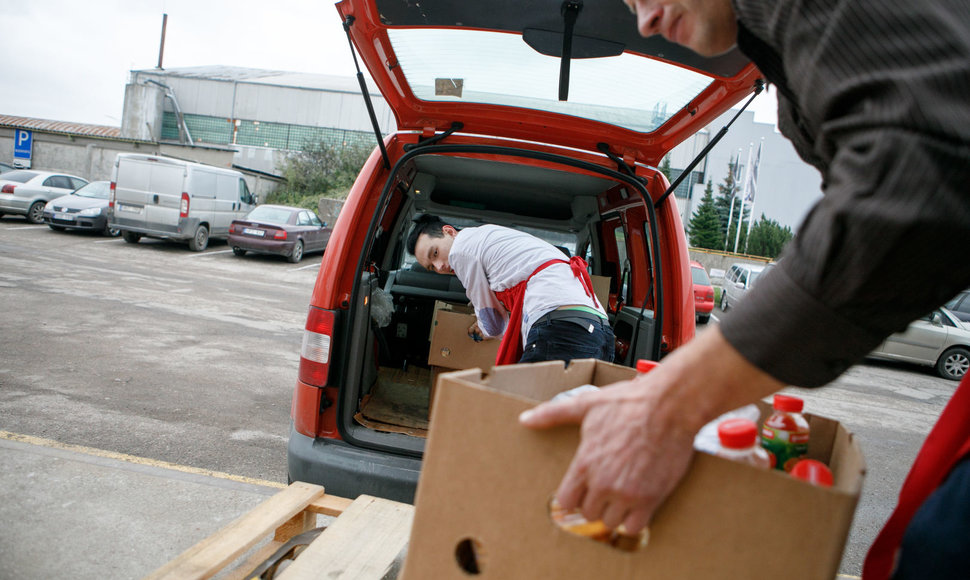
[868,307,970,380]
[0,170,89,224]
[719,262,773,311]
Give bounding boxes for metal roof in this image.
[131,66,372,94]
[0,115,122,139]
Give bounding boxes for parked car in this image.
[43,181,119,236]
[228,205,331,263]
[287,0,762,503]
[867,308,970,380]
[0,170,88,223]
[944,289,970,323]
[690,261,715,324]
[108,154,256,251]
[720,262,773,311]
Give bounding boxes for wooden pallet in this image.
[145,482,414,580]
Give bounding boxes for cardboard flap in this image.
[402,367,865,580]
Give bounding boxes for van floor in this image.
[355,366,433,437]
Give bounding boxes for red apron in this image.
[492,256,600,366]
[863,372,970,578]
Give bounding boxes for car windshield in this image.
[246,206,294,225]
[74,181,111,199]
[387,28,713,133]
[2,170,38,184]
[691,266,711,286]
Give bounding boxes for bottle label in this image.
[761,426,809,471]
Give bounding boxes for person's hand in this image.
[519,327,784,533]
[467,320,484,342]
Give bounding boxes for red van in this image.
[288,0,763,502]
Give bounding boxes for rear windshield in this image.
[690,266,711,286]
[246,205,295,225]
[2,170,37,183]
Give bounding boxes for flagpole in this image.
[743,139,764,254]
[724,149,741,251]
[734,143,752,253]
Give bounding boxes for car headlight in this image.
[78,207,103,217]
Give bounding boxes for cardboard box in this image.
[428,302,500,372]
[401,360,866,580]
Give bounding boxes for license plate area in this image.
[117,204,143,214]
[243,228,265,237]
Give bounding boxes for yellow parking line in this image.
[0,430,286,489]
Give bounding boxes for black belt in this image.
[535,308,608,329]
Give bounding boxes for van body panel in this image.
[109,154,255,245]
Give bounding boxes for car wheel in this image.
[697,314,710,325]
[720,293,729,311]
[936,347,970,381]
[288,240,304,263]
[27,202,45,224]
[232,247,247,257]
[122,230,141,244]
[188,225,209,252]
[104,225,121,237]
[48,224,66,232]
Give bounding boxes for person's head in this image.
[406,214,460,274]
[622,0,738,57]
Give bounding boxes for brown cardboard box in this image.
[401,360,865,580]
[428,303,501,372]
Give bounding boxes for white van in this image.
[108,154,256,251]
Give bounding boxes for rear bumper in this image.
[228,233,296,256]
[286,424,421,504]
[0,195,29,213]
[109,213,199,240]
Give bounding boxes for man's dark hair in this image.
[406,214,452,255]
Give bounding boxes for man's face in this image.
[623,0,738,57]
[414,225,458,274]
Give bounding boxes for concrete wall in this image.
[0,127,279,200]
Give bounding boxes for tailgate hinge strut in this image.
[343,15,391,170]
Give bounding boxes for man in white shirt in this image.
[406,214,613,365]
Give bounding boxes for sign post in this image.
[13,129,32,169]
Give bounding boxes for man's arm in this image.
[520,326,784,532]
[451,248,508,337]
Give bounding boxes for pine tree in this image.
[659,155,672,182]
[688,180,725,250]
[745,216,794,259]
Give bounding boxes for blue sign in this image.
[13,129,32,163]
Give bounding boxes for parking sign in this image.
[13,129,32,169]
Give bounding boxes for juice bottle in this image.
[761,394,810,471]
[716,418,771,468]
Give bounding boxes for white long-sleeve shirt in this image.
[449,225,605,341]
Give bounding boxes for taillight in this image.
[299,307,335,387]
[274,230,287,240]
[108,181,116,208]
[229,223,237,234]
[179,192,189,218]
[1,184,15,194]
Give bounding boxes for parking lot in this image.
[0,216,958,578]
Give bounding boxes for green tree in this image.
[744,216,794,259]
[269,141,371,209]
[688,179,724,250]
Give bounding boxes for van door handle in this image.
[153,194,159,204]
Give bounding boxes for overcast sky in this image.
[0,0,778,128]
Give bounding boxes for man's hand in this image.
[467,320,486,342]
[519,327,784,533]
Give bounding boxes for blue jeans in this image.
[518,317,615,364]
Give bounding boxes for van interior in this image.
[340,150,664,441]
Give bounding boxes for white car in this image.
[720,262,773,311]
[868,307,970,380]
[0,170,89,224]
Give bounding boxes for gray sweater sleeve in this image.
[721,0,970,387]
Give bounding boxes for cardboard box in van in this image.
[401,360,865,580]
[428,301,500,371]
[109,153,256,251]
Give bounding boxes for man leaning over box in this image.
[519,1,970,579]
[406,214,614,366]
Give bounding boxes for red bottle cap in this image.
[636,359,659,374]
[717,418,758,449]
[790,459,833,487]
[773,394,804,413]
